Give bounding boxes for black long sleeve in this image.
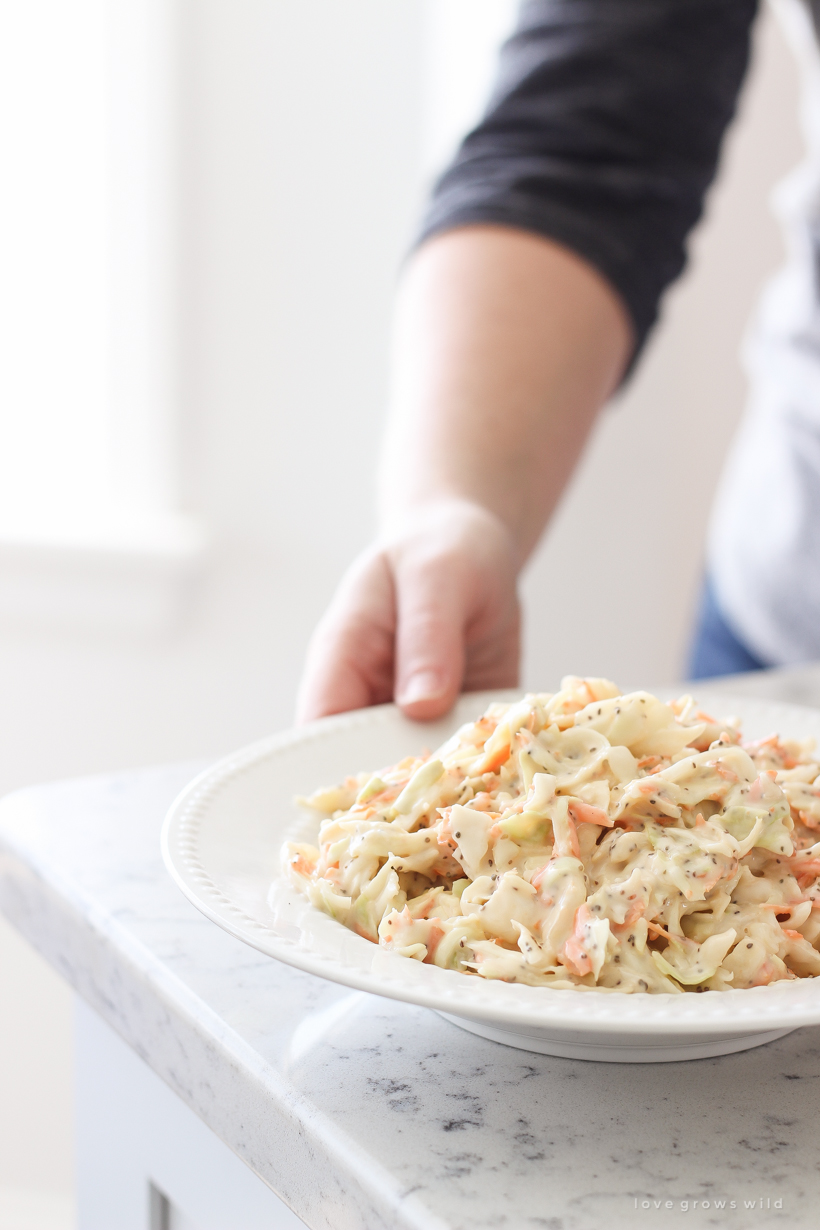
[419,0,759,354]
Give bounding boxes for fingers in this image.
[462,593,521,693]
[297,542,469,725]
[295,552,396,723]
[296,502,522,725]
[393,552,467,721]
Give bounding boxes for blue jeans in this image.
[687,577,768,680]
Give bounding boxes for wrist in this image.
[377,493,524,573]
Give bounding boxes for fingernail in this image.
[399,670,445,706]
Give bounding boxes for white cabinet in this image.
[75,1000,304,1230]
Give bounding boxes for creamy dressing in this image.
[284,677,820,993]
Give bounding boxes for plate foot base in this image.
[436,1013,796,1063]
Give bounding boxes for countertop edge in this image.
[0,796,447,1230]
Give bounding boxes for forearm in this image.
[378,225,634,565]
[299,227,631,722]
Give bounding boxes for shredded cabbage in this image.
[283,678,820,993]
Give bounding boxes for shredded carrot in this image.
[423,924,445,963]
[568,799,613,828]
[476,742,510,775]
[558,905,594,976]
[289,854,315,877]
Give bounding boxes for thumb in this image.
[393,555,466,720]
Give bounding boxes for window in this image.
[0,0,109,529]
[0,0,203,631]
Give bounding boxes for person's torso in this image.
[708,0,820,664]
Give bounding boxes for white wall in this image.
[0,1,804,1219]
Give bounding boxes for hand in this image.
[296,499,521,723]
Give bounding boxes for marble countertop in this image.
[3,666,820,1229]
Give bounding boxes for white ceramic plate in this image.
[162,691,820,1063]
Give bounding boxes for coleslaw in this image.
[283,678,820,993]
